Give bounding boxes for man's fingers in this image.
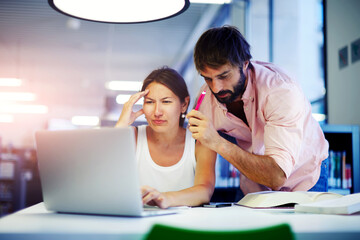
[186,109,204,119]
[188,116,209,133]
[188,117,202,127]
[190,132,201,141]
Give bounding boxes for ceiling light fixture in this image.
[105,81,143,91]
[312,113,326,122]
[116,94,143,105]
[48,0,190,24]
[0,104,48,114]
[0,92,36,102]
[0,114,14,123]
[0,78,22,87]
[190,0,231,4]
[71,116,100,126]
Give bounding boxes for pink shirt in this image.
[198,61,329,194]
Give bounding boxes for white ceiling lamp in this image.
[71,116,100,126]
[0,104,48,114]
[190,0,232,4]
[48,0,190,24]
[0,78,22,87]
[0,92,36,102]
[312,113,326,122]
[116,94,143,105]
[105,81,143,91]
[0,114,14,123]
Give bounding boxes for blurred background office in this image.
[0,0,359,216]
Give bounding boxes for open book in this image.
[236,191,343,208]
[294,193,360,215]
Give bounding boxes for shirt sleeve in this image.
[263,82,307,178]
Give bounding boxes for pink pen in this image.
[194,91,206,110]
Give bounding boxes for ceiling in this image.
[0,0,221,147]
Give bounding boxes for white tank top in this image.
[136,125,196,192]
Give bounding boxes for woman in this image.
[115,66,216,208]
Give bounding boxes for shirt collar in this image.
[241,68,254,103]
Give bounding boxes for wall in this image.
[248,0,325,105]
[326,0,360,125]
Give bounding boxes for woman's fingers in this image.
[142,189,161,205]
[140,185,168,208]
[141,185,155,197]
[129,89,149,105]
[134,109,144,119]
[117,89,148,126]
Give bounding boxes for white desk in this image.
[0,202,359,240]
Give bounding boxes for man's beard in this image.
[211,68,247,104]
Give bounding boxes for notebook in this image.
[35,127,178,217]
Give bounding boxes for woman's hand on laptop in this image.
[115,89,149,127]
[141,185,171,209]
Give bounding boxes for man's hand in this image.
[187,111,287,191]
[141,185,170,209]
[186,110,221,151]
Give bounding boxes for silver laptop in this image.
[35,127,177,217]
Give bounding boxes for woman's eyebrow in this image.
[144,96,173,100]
[161,97,173,100]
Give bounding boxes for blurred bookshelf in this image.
[0,152,20,216]
[321,124,360,194]
[210,132,243,202]
[211,124,360,202]
[211,154,243,202]
[0,146,42,217]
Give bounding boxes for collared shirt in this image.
[198,61,329,194]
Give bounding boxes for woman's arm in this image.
[142,141,217,208]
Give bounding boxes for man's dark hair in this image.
[194,25,252,71]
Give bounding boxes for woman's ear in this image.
[182,96,190,112]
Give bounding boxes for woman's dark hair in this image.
[194,25,252,71]
[141,66,189,127]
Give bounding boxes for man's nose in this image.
[211,79,223,93]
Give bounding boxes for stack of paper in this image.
[294,193,360,215]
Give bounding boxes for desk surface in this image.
[0,203,359,240]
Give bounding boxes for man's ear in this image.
[182,96,190,112]
[243,61,249,72]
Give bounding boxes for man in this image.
[187,25,329,194]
